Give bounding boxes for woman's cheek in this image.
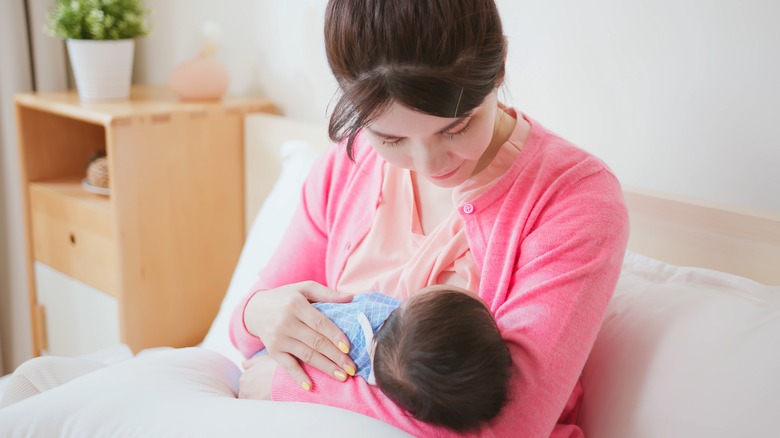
[372,146,410,169]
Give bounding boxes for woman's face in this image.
[364,91,500,188]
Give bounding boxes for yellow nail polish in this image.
[302,381,311,391]
[334,370,348,381]
[344,365,356,377]
[338,341,350,354]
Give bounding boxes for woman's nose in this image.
[410,141,447,175]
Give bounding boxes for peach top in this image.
[337,139,523,300]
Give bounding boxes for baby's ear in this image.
[369,337,378,360]
[366,341,378,385]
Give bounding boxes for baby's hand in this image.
[238,355,278,400]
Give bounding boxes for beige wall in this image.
[1,0,70,372]
[0,0,35,374]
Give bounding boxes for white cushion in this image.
[0,347,409,437]
[200,140,323,366]
[579,252,780,437]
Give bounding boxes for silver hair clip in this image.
[453,87,465,118]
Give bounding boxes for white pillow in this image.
[201,140,323,366]
[0,347,409,437]
[579,251,780,438]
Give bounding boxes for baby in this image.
[257,285,512,432]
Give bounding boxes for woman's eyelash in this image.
[443,123,470,139]
[376,119,471,146]
[380,137,404,147]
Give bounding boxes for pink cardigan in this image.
[230,115,629,437]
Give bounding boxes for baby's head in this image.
[373,285,512,432]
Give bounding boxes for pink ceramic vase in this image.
[169,53,230,101]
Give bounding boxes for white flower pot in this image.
[67,39,135,101]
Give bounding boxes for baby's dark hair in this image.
[373,289,512,432]
[324,0,507,159]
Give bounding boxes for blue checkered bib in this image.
[313,292,401,381]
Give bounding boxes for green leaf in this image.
[45,0,150,40]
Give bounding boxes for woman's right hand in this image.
[243,281,357,391]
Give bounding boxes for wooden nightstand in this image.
[15,85,278,357]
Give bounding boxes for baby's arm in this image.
[238,354,277,400]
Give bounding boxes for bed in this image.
[0,113,778,437]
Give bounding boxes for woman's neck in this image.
[471,105,521,177]
[411,171,453,235]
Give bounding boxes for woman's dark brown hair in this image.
[373,289,513,432]
[324,0,507,159]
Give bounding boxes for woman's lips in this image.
[429,165,461,181]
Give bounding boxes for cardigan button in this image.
[463,203,475,214]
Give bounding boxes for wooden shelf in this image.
[16,85,278,356]
[14,84,277,127]
[30,177,112,209]
[28,177,118,298]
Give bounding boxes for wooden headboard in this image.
[624,188,780,285]
[243,114,329,229]
[244,113,780,285]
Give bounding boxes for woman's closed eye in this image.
[367,128,404,147]
[379,136,404,147]
[371,117,472,147]
[442,119,471,139]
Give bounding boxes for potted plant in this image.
[46,0,150,101]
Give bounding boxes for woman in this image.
[233,0,629,436]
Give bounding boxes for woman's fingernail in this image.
[338,341,349,354]
[344,365,356,377]
[334,370,348,381]
[302,381,311,391]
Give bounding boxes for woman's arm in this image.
[488,169,630,437]
[238,355,277,400]
[229,146,357,389]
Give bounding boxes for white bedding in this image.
[1,139,778,437]
[0,347,409,437]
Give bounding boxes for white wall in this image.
[136,0,336,125]
[501,1,780,212]
[0,0,36,374]
[136,0,779,213]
